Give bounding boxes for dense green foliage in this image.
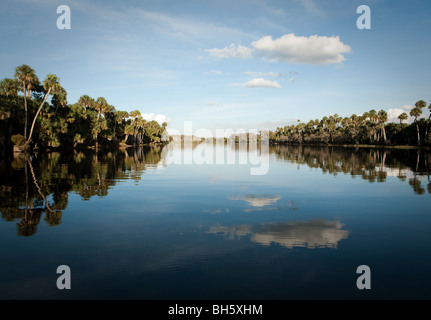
[270,105,431,146]
[0,65,168,154]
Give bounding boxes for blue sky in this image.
[1,0,430,134]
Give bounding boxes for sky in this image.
[1,0,430,135]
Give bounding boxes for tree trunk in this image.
[381,125,387,143]
[25,87,51,147]
[23,81,28,141]
[417,123,421,145]
[425,115,431,143]
[113,122,117,142]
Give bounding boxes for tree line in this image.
[270,102,431,146]
[0,64,168,154]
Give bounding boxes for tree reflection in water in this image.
[270,145,430,194]
[0,146,164,236]
[0,145,429,236]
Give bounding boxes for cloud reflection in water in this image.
[208,220,349,249]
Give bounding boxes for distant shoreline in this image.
[269,142,431,150]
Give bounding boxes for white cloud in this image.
[205,34,351,65]
[204,70,223,75]
[251,33,352,65]
[387,105,414,123]
[232,78,282,88]
[244,71,282,77]
[141,113,170,124]
[204,44,254,59]
[207,101,220,106]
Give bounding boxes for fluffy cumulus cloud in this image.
[251,34,352,65]
[141,113,170,124]
[232,78,282,88]
[206,33,352,65]
[204,44,254,59]
[387,105,414,123]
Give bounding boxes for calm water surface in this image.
[1,143,430,299]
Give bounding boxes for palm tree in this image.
[415,100,427,110]
[112,110,129,142]
[368,109,378,142]
[123,124,135,145]
[398,112,408,124]
[15,65,39,140]
[410,106,423,145]
[378,110,388,143]
[94,97,109,120]
[52,86,68,114]
[78,95,95,111]
[25,74,62,148]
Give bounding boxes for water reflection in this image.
[0,147,165,236]
[228,195,281,207]
[208,220,349,249]
[271,145,431,194]
[0,144,430,237]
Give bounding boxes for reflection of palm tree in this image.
[17,211,41,237]
[409,173,425,195]
[28,159,54,214]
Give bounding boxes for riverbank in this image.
[270,142,431,150]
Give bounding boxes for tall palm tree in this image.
[410,106,423,145]
[378,110,388,143]
[25,74,62,148]
[411,100,426,145]
[14,65,39,140]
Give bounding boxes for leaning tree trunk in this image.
[25,87,51,147]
